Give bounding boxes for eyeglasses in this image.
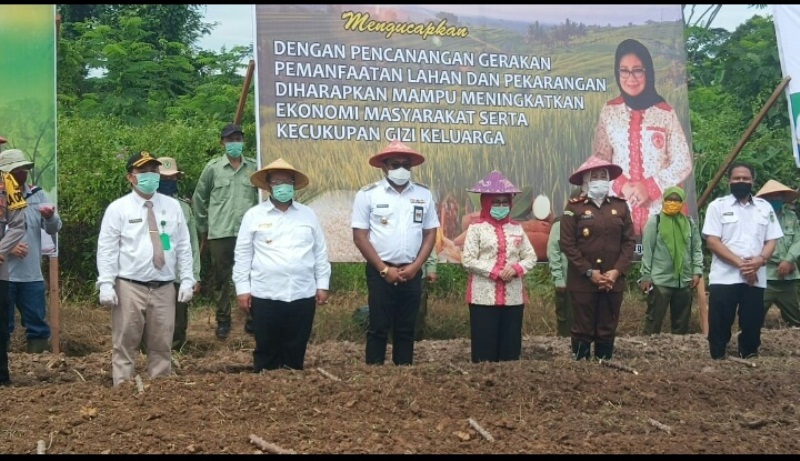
[619,68,645,80]
[269,179,295,186]
[385,161,413,170]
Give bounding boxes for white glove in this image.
[178,290,193,304]
[99,284,118,307]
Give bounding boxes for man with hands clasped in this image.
[702,161,782,359]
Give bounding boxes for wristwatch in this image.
[585,269,593,278]
[379,266,389,278]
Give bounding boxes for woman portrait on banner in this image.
[592,38,693,236]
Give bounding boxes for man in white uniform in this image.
[351,140,440,366]
[96,151,195,386]
[702,161,783,359]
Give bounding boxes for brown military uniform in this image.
[560,194,635,359]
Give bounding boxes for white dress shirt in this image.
[96,191,195,292]
[702,194,784,288]
[233,199,331,301]
[351,178,440,265]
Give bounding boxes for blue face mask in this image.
[768,199,783,213]
[225,142,244,158]
[157,179,179,196]
[490,206,510,220]
[271,184,295,203]
[135,172,160,195]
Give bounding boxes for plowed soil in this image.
[1,304,799,454]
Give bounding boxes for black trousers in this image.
[0,280,10,383]
[365,264,422,366]
[251,296,316,372]
[469,304,524,363]
[708,283,764,359]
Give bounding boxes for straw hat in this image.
[568,156,623,185]
[250,158,310,190]
[755,179,800,202]
[368,140,425,168]
[466,170,521,194]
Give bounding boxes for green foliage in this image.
[57,117,257,290]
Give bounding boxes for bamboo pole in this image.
[234,60,255,126]
[49,255,60,355]
[697,77,791,209]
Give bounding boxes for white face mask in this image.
[387,167,411,186]
[587,179,610,201]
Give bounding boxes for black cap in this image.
[221,123,243,139]
[126,151,162,172]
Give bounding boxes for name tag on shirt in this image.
[414,206,423,223]
[376,204,389,208]
[721,212,738,224]
[129,218,143,223]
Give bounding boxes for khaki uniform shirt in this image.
[766,206,800,281]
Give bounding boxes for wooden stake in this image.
[49,255,61,355]
[468,418,495,442]
[447,362,468,375]
[728,357,757,368]
[134,375,144,394]
[598,359,639,375]
[37,440,46,454]
[248,434,296,454]
[234,60,255,126]
[617,337,647,346]
[647,418,672,434]
[316,367,341,382]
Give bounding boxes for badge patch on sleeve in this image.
[413,205,423,223]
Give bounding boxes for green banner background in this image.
[0,5,58,254]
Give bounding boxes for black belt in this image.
[382,261,411,268]
[118,277,173,289]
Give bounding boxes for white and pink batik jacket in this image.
[461,219,538,306]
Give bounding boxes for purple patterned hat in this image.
[467,170,521,194]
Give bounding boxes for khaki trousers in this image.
[112,279,175,386]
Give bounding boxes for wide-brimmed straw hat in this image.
[756,179,800,202]
[250,158,310,190]
[568,156,623,185]
[466,170,521,194]
[368,140,425,168]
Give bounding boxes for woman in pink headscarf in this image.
[461,171,537,363]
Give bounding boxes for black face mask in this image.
[730,182,752,200]
[157,180,179,196]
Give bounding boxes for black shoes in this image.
[244,319,254,335]
[215,322,231,340]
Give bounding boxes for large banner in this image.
[0,5,58,256]
[255,5,696,263]
[774,5,800,168]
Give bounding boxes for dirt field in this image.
[1,302,800,454]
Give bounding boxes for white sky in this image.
[196,4,767,53]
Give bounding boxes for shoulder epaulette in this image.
[361,181,380,192]
[563,210,574,216]
[610,195,627,202]
[414,182,429,189]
